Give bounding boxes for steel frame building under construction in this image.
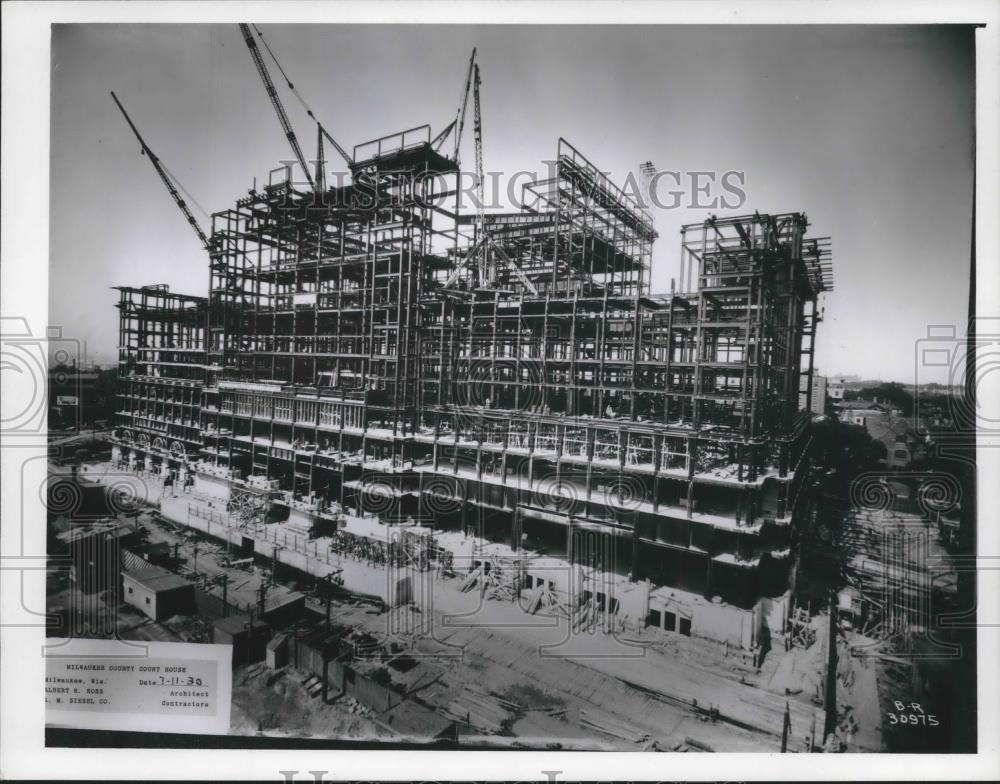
[111,40,833,651]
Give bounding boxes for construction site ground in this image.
[229,661,394,741]
[56,460,886,751]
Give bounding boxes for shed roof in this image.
[212,614,270,635]
[122,565,192,593]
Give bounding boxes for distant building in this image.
[828,377,845,401]
[838,400,921,468]
[49,361,106,429]
[122,565,195,621]
[839,400,889,429]
[917,395,955,433]
[810,374,828,415]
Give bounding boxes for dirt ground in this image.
[229,663,395,741]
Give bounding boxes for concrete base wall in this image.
[646,588,767,649]
[193,472,232,502]
[159,497,416,608]
[760,591,792,637]
[152,471,782,649]
[285,508,336,538]
[690,599,761,649]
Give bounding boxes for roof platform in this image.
[351,125,459,176]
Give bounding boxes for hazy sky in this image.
[50,24,974,383]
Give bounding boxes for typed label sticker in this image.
[45,639,231,735]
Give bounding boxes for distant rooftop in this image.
[838,400,888,411]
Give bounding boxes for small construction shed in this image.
[266,633,289,669]
[122,565,195,621]
[260,589,306,628]
[212,614,272,665]
[289,627,352,672]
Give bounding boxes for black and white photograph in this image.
[1,2,998,780]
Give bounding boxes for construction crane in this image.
[472,63,488,284]
[442,63,537,295]
[109,91,210,251]
[315,124,326,193]
[317,123,353,171]
[238,22,315,191]
[432,48,477,163]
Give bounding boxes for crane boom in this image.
[315,123,326,193]
[238,23,315,190]
[465,65,536,294]
[250,23,353,169]
[472,64,485,236]
[430,119,456,151]
[472,64,488,285]
[448,48,477,162]
[109,91,210,250]
[318,123,353,171]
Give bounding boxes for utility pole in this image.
[245,609,254,667]
[824,589,838,742]
[781,701,791,752]
[271,545,282,585]
[325,572,334,632]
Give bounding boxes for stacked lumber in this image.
[298,672,327,698]
[470,685,522,712]
[458,566,482,593]
[674,736,714,752]
[525,585,543,614]
[788,606,816,648]
[483,556,521,601]
[240,662,266,684]
[445,689,515,734]
[572,599,599,632]
[542,587,572,617]
[578,708,650,744]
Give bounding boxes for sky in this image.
[49,24,974,383]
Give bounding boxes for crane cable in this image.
[252,25,311,116]
[159,159,211,220]
[252,25,354,167]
